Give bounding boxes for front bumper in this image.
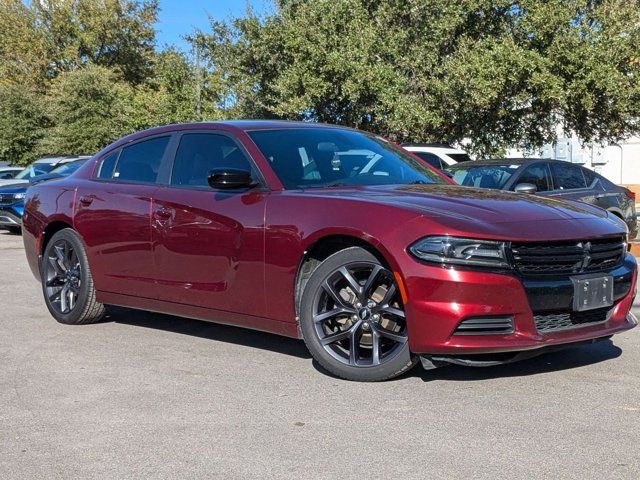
[0,205,23,228]
[402,253,637,355]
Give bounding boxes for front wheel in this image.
[299,247,417,381]
[41,228,105,324]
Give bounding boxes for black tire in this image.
[8,226,21,235]
[41,228,105,325]
[299,247,417,381]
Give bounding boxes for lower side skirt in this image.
[420,336,613,369]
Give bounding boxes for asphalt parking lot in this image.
[1,230,639,479]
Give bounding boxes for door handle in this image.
[79,195,93,206]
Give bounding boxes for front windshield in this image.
[15,164,55,179]
[248,128,445,189]
[51,160,86,175]
[450,164,519,189]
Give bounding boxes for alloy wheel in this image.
[312,262,408,367]
[44,239,82,315]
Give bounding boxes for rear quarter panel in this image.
[22,181,77,281]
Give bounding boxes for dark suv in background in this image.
[448,158,638,239]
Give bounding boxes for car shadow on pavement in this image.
[412,339,623,382]
[102,307,624,380]
[105,306,312,360]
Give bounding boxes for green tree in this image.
[41,64,136,155]
[131,49,198,129]
[0,83,48,165]
[192,0,640,156]
[0,0,159,86]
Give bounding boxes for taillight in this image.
[625,190,636,202]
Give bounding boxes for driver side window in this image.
[516,164,552,192]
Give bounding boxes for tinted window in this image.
[15,164,55,179]
[97,151,119,179]
[550,163,586,190]
[171,134,253,187]
[582,168,597,187]
[113,136,169,183]
[516,164,552,192]
[447,153,472,163]
[51,160,87,175]
[451,164,519,189]
[248,128,444,189]
[411,152,443,170]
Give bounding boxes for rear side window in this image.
[582,168,598,187]
[112,136,170,183]
[447,153,472,163]
[411,152,444,170]
[171,133,254,187]
[516,164,552,192]
[97,151,119,179]
[550,163,587,190]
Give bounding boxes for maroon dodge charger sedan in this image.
[22,121,637,381]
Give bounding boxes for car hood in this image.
[298,184,626,239]
[0,179,27,188]
[0,183,28,194]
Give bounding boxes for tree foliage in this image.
[0,0,159,86]
[0,0,200,164]
[192,0,640,156]
[2,0,640,164]
[41,64,136,155]
[0,84,48,165]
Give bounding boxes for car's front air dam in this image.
[400,254,637,356]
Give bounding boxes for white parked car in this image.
[0,156,91,187]
[0,167,24,180]
[402,143,472,171]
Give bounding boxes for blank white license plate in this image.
[572,275,614,312]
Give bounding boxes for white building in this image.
[506,135,640,185]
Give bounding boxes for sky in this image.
[155,0,272,50]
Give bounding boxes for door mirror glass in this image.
[514,183,538,194]
[207,169,255,190]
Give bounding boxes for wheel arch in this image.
[607,207,625,220]
[40,220,74,257]
[293,233,401,319]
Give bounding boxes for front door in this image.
[74,135,172,298]
[152,131,268,317]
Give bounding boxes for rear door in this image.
[74,134,174,298]
[151,130,268,316]
[544,162,591,203]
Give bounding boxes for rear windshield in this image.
[450,164,519,189]
[51,160,87,175]
[248,128,445,189]
[447,153,472,163]
[15,164,55,179]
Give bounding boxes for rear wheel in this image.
[299,247,417,381]
[41,228,105,324]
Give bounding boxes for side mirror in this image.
[514,183,537,194]
[207,168,256,190]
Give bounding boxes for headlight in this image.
[408,236,510,268]
[12,192,26,201]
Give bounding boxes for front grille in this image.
[454,316,514,335]
[534,307,612,332]
[510,237,625,275]
[0,194,17,205]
